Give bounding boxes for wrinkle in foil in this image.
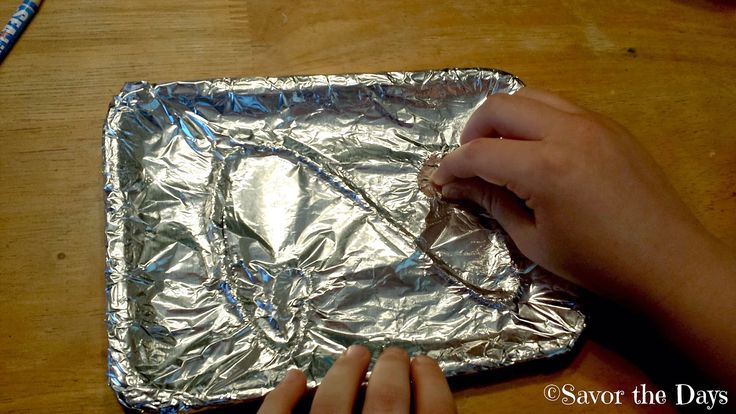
[103,69,585,412]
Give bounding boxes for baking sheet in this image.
[103,68,585,412]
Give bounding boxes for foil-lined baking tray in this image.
[103,68,585,412]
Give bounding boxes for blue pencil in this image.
[0,0,43,64]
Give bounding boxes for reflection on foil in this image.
[103,69,585,412]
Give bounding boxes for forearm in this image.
[643,230,736,392]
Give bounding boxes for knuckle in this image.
[571,115,605,141]
[538,145,573,177]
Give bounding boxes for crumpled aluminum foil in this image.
[103,68,585,412]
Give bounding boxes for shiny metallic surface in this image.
[103,69,585,412]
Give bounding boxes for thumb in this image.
[440,179,537,252]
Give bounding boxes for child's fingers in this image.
[514,88,633,140]
[440,179,537,255]
[362,347,411,414]
[515,87,586,114]
[257,369,307,414]
[310,345,371,414]
[430,138,539,192]
[410,356,457,414]
[459,93,574,144]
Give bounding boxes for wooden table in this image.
[0,1,733,413]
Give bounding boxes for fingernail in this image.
[441,184,460,200]
[345,344,368,358]
[429,170,439,184]
[412,355,437,366]
[382,346,409,359]
[284,369,300,382]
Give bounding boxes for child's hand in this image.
[431,88,736,389]
[257,346,456,414]
[432,87,728,304]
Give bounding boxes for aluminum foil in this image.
[103,68,585,412]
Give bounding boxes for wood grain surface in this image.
[0,1,733,413]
